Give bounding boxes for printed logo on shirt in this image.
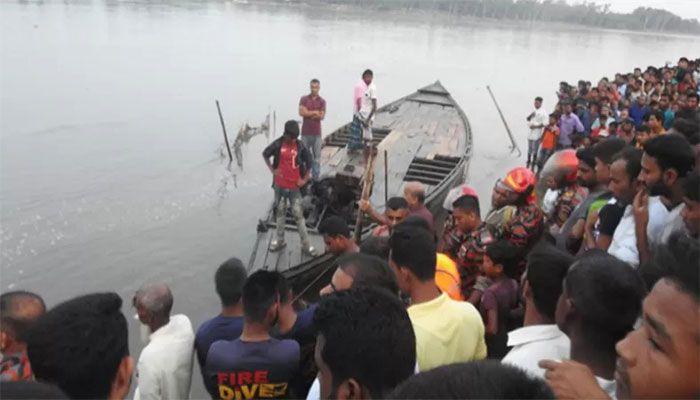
[217,371,288,400]
[280,145,298,169]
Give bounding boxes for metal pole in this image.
[216,100,234,163]
[486,86,522,157]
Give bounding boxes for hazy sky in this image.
[571,0,700,21]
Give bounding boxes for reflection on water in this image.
[1,0,698,396]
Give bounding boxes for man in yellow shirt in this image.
[388,223,487,371]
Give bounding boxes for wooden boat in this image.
[247,81,473,301]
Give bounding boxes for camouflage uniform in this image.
[0,351,32,382]
[456,226,496,298]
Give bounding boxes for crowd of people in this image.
[1,59,699,400]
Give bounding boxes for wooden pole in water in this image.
[486,85,522,157]
[216,100,233,163]
[384,150,388,205]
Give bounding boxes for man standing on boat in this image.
[263,120,318,256]
[299,78,326,181]
[349,69,377,151]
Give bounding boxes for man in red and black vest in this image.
[263,120,317,256]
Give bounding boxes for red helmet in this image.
[501,167,537,204]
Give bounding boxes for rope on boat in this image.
[291,262,336,304]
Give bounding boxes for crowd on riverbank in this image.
[1,58,699,400]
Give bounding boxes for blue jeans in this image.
[538,148,554,170]
[302,135,322,181]
[527,139,540,159]
[274,185,310,247]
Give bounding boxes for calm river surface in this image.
[1,0,698,396]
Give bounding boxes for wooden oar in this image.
[354,147,377,243]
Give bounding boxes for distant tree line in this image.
[317,0,700,35]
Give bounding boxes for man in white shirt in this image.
[526,96,547,170]
[133,283,194,400]
[349,69,377,151]
[633,134,695,264]
[606,148,667,268]
[502,244,573,379]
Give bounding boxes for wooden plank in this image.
[320,146,341,166]
[408,98,455,107]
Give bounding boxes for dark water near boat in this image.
[1,0,697,396]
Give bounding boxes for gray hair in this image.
[135,283,173,316]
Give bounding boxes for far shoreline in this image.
[235,0,700,39]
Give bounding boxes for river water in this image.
[1,0,697,396]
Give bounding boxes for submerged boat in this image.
[247,81,473,301]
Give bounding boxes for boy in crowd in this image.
[536,113,559,173]
[479,240,521,359]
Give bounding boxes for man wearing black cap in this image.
[263,120,317,255]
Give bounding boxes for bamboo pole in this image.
[354,149,377,244]
[384,150,389,205]
[486,86,522,157]
[216,100,233,163]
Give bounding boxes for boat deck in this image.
[247,81,472,294]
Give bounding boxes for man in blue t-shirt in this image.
[275,277,318,399]
[205,271,300,400]
[195,258,247,371]
[629,95,649,129]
